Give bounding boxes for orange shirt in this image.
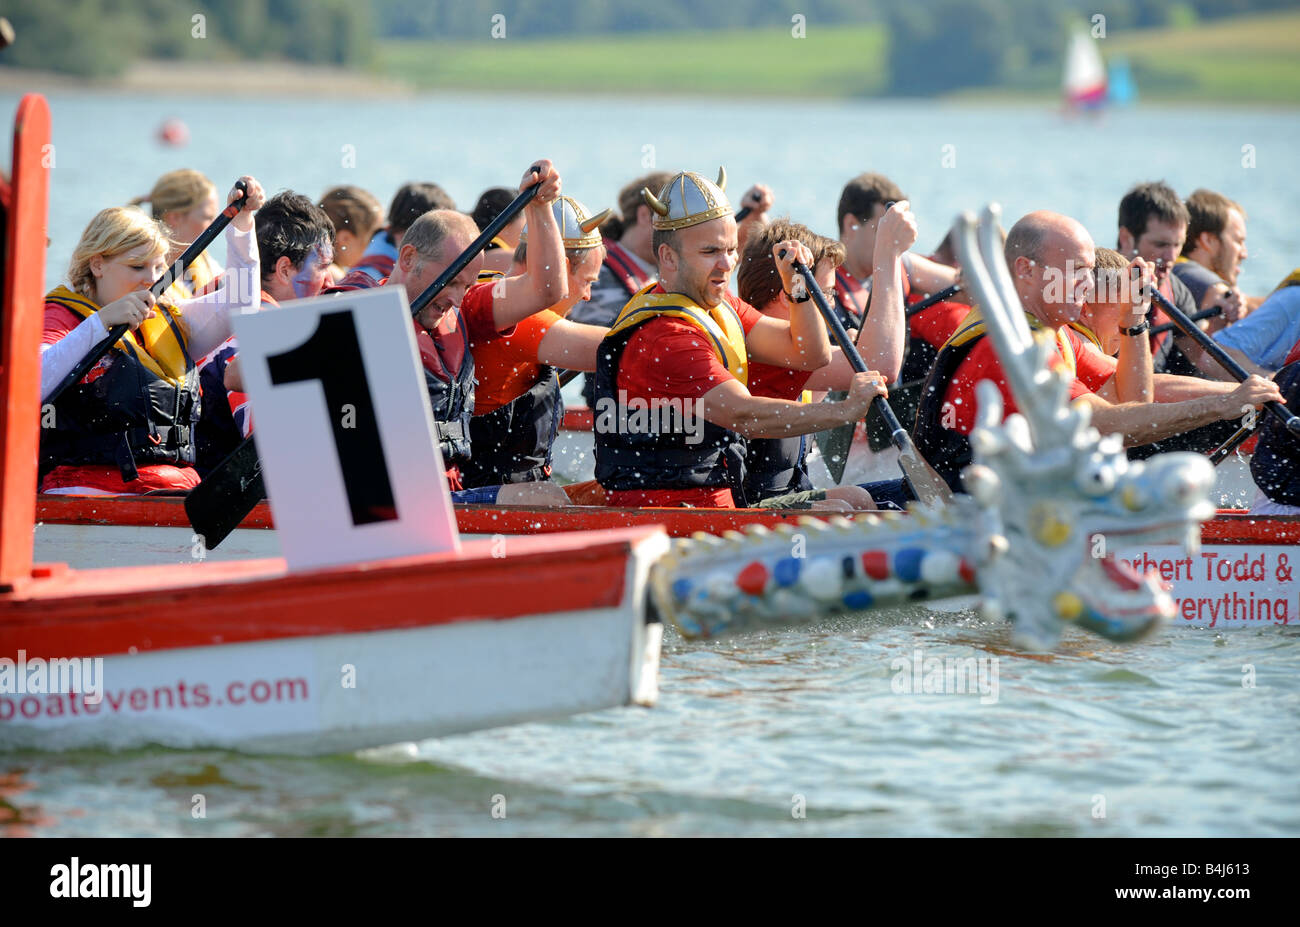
[469,308,563,415]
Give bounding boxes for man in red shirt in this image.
[592,168,886,509]
[327,161,572,505]
[913,210,1282,493]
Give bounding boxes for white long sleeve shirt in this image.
[39,225,260,402]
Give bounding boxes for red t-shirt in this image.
[942,325,1115,435]
[746,360,811,401]
[606,290,764,508]
[909,298,972,350]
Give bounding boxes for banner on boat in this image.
[1119,544,1297,629]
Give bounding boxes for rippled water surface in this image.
[5,91,1300,836]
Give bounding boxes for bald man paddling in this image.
[913,210,1283,493]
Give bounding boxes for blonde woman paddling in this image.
[39,176,265,495]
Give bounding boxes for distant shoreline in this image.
[0,60,413,97]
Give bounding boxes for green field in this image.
[375,10,1300,104]
[1103,10,1300,103]
[376,24,887,97]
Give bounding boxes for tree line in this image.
[3,0,1295,93]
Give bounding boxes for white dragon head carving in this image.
[953,206,1216,648]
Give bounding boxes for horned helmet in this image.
[642,168,732,231]
[519,195,613,249]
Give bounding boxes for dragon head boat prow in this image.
[646,204,1216,650]
[952,204,1217,647]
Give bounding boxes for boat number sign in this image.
[233,287,459,570]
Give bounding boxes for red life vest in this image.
[602,239,652,297]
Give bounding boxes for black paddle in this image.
[44,180,249,406]
[904,282,962,319]
[1149,305,1220,336]
[1150,288,1300,435]
[186,169,550,548]
[783,250,953,506]
[408,167,540,318]
[1208,422,1256,466]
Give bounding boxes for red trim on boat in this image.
[1,527,651,660]
[35,495,1300,543]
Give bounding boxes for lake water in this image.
[5,90,1300,837]
[4,92,1300,293]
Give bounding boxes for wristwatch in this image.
[786,282,811,303]
[1120,320,1150,336]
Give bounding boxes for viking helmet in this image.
[519,195,613,249]
[643,168,732,231]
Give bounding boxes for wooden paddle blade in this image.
[184,437,264,549]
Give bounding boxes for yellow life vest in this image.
[1067,320,1104,350]
[477,268,506,284]
[943,305,1076,378]
[606,284,749,386]
[1273,268,1300,292]
[45,285,192,385]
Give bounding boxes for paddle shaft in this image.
[44,181,249,406]
[410,168,540,316]
[790,261,908,445]
[1149,305,1220,336]
[1208,422,1255,466]
[1150,288,1300,435]
[905,283,962,318]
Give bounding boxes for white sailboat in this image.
[1063,26,1107,110]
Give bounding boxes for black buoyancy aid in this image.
[593,285,751,501]
[913,308,1076,492]
[461,366,563,486]
[744,431,812,500]
[416,314,476,466]
[40,287,200,482]
[1251,361,1300,506]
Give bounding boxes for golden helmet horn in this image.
[579,207,613,235]
[642,186,669,216]
[716,166,727,192]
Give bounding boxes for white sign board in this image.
[1119,544,1298,630]
[233,286,460,570]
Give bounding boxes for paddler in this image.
[835,172,969,444]
[38,177,266,495]
[1174,188,1257,318]
[130,169,223,301]
[460,195,612,489]
[326,160,572,506]
[912,210,1284,493]
[736,216,918,508]
[592,168,888,509]
[196,191,336,474]
[318,184,383,283]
